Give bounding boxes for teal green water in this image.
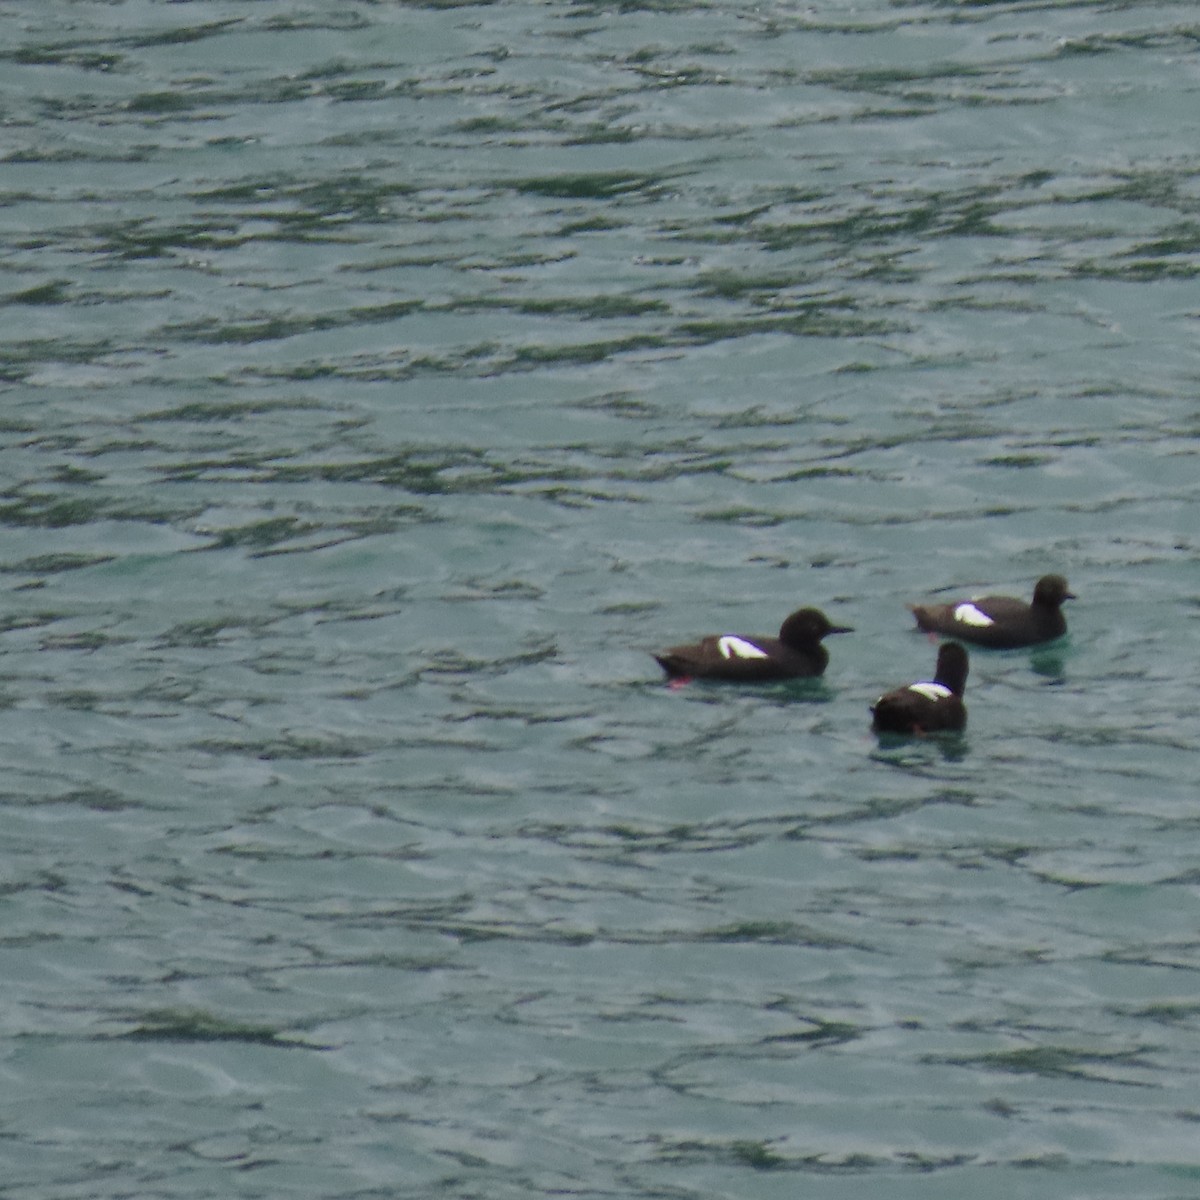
[2,2,1199,1197]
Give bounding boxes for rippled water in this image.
[2,2,1199,1197]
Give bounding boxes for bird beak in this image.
[828,624,854,634]
[1064,592,1077,601]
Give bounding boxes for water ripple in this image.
[3,2,1200,1198]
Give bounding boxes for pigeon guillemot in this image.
[653,607,852,683]
[871,641,968,735]
[908,574,1074,649]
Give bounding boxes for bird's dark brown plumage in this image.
[909,574,1074,648]
[653,607,852,682]
[871,641,969,735]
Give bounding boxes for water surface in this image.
[2,2,1199,1197]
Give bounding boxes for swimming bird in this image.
[653,607,852,683]
[871,641,968,735]
[908,574,1074,648]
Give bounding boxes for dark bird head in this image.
[1032,574,1075,608]
[933,641,969,696]
[779,607,853,648]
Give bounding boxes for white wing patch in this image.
[908,682,952,701]
[718,635,769,660]
[953,602,994,628]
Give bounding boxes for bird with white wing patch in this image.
[909,575,1074,648]
[653,607,852,684]
[872,642,969,736]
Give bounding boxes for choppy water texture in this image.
[2,2,1199,1197]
